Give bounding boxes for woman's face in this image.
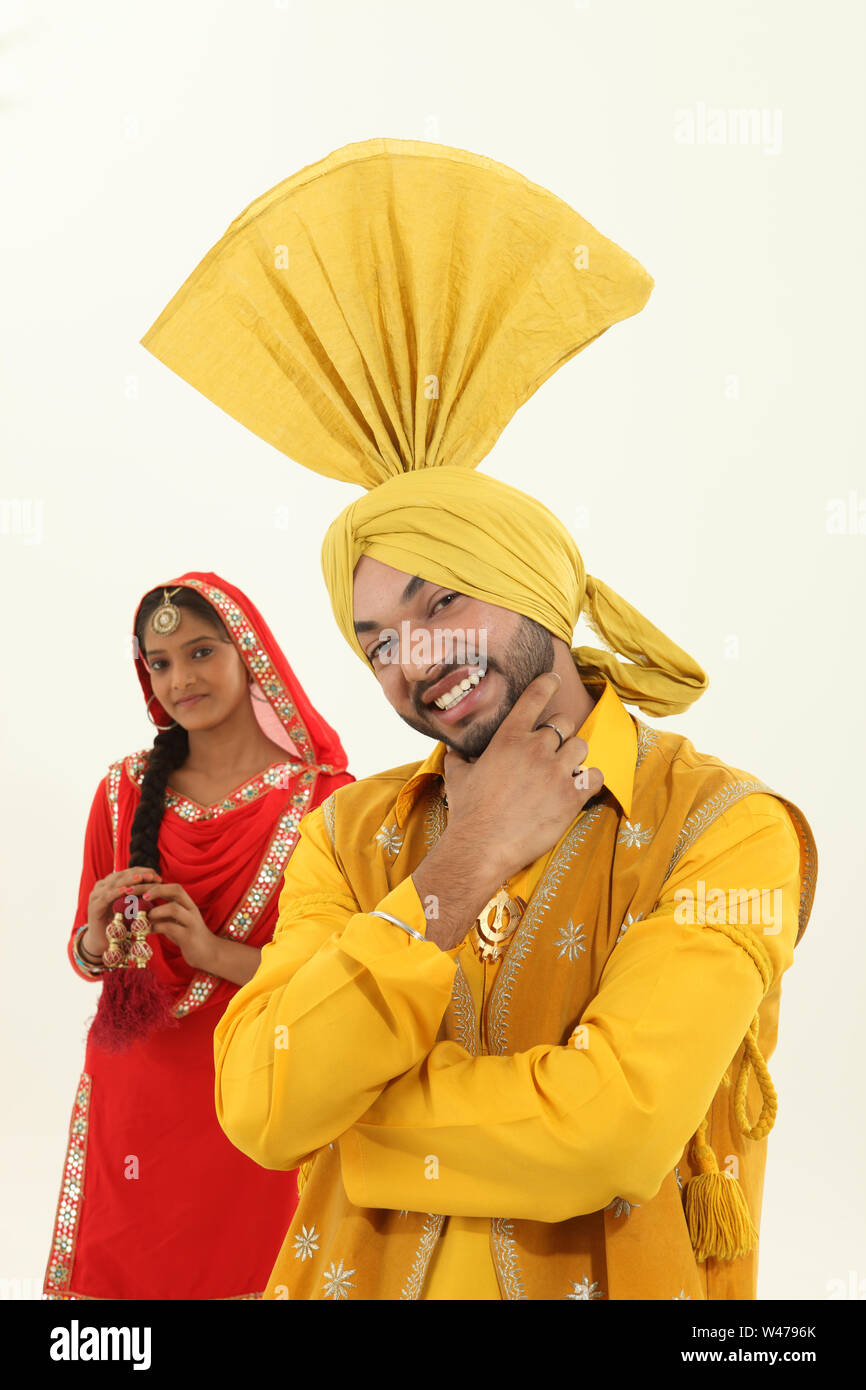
[140,606,249,731]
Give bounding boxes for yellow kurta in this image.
[421,683,635,1298]
[213,680,808,1299]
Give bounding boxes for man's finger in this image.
[572,765,604,795]
[492,670,563,740]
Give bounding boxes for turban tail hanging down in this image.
[141,137,707,716]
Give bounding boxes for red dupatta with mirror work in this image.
[44,571,352,1300]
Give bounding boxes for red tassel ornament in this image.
[89,898,180,1053]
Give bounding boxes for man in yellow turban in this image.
[142,138,817,1300]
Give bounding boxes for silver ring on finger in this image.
[536,720,565,751]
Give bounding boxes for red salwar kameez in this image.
[43,571,352,1299]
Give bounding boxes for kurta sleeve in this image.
[66,776,116,982]
[212,803,458,1171]
[336,794,803,1222]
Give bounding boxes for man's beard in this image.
[399,615,555,760]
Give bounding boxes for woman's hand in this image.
[142,883,217,973]
[84,867,162,958]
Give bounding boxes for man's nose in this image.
[395,623,444,684]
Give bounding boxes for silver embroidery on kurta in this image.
[554,919,587,962]
[375,822,403,857]
[487,804,603,1055]
[449,962,478,1056]
[634,719,660,769]
[293,1224,320,1261]
[321,1259,356,1299]
[661,778,771,883]
[321,793,336,849]
[491,1218,527,1300]
[566,1275,605,1300]
[617,819,654,849]
[615,910,642,944]
[484,805,603,1303]
[397,787,454,1302]
[605,1197,640,1218]
[400,1214,445,1300]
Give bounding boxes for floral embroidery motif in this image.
[566,1276,605,1300]
[615,910,643,944]
[617,820,654,850]
[322,1259,356,1300]
[293,1225,320,1262]
[375,823,403,858]
[605,1197,640,1219]
[44,1073,91,1295]
[555,919,587,962]
[674,1166,684,1192]
[672,1289,691,1300]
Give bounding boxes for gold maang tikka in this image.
[150,587,183,635]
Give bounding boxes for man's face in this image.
[352,555,554,759]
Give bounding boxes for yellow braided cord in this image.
[699,918,777,1139]
[702,918,772,991]
[691,1116,718,1174]
[733,1013,778,1140]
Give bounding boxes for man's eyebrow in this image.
[353,574,428,635]
[144,635,218,656]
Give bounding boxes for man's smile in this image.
[422,666,493,724]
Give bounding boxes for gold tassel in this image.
[684,1117,758,1263]
[681,925,779,1262]
[295,1159,312,1196]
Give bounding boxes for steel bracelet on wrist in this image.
[369,909,427,942]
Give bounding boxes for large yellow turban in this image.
[141,137,708,716]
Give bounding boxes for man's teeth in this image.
[433,668,487,709]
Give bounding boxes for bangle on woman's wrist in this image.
[78,928,102,962]
[73,923,105,973]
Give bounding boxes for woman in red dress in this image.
[43,571,352,1299]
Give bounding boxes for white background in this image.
[1,0,863,1300]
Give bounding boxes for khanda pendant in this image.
[471,886,527,962]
